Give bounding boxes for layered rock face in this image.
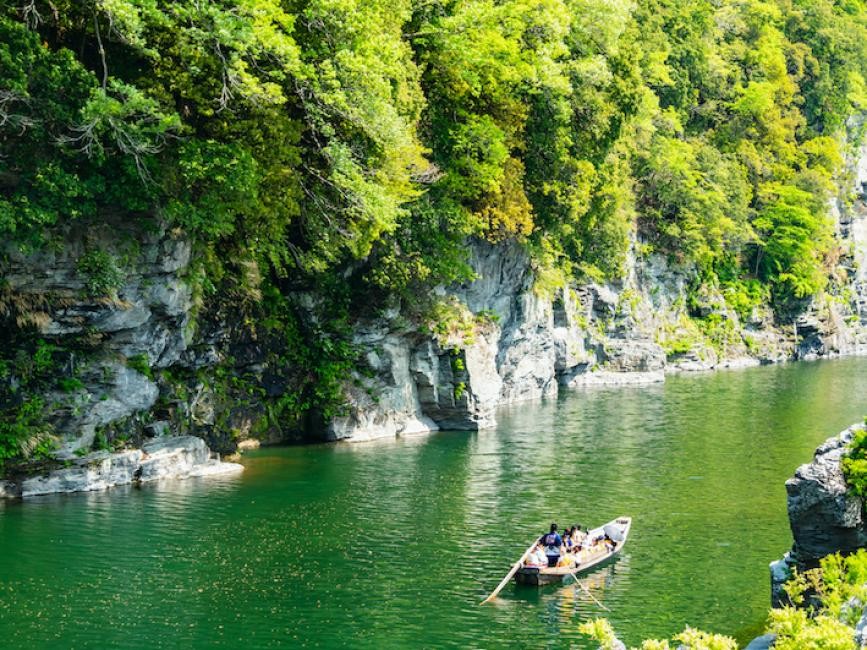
[329,148,867,440]
[3,216,191,455]
[786,425,867,563]
[1,213,286,471]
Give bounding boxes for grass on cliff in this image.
[581,549,867,649]
[841,420,867,498]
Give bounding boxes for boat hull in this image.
[514,552,618,585]
[515,567,566,586]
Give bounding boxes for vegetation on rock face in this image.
[841,420,867,497]
[581,549,867,649]
[0,337,58,470]
[1,0,867,458]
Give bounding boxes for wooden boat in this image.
[514,516,632,586]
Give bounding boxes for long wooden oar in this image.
[565,570,610,611]
[480,539,538,605]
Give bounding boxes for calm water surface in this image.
[2,357,867,648]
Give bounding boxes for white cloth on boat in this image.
[603,523,625,542]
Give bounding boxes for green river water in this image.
[2,357,867,648]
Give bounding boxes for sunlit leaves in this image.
[164,140,259,239]
[292,0,427,269]
[3,0,867,313]
[753,183,833,300]
[842,427,867,497]
[59,80,182,179]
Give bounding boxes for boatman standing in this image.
[540,523,562,567]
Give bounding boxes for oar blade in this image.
[480,539,539,605]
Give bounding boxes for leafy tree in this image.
[2,0,867,454]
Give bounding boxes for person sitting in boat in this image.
[525,543,547,567]
[572,525,587,547]
[557,541,577,568]
[539,523,563,568]
[556,553,575,568]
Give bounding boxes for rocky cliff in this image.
[771,421,867,608]
[2,215,192,457]
[3,132,867,477]
[787,425,867,563]
[328,130,867,441]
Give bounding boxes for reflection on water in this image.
[2,357,867,648]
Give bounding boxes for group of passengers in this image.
[525,523,615,569]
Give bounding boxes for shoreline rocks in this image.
[786,425,867,563]
[1,436,242,499]
[328,237,867,442]
[770,422,867,607]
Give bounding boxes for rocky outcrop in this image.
[2,215,191,454]
[786,425,867,562]
[771,422,867,606]
[2,436,242,498]
[329,222,867,441]
[327,241,605,440]
[4,216,193,366]
[744,634,776,650]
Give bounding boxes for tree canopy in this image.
[2,0,866,306]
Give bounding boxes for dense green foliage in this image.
[581,549,867,649]
[0,337,57,469]
[2,0,865,290]
[841,420,867,496]
[1,0,867,450]
[768,548,867,650]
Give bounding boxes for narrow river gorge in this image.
[2,357,867,649]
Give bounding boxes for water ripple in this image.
[2,358,867,647]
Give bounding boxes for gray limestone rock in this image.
[326,329,440,441]
[601,338,666,373]
[564,369,664,387]
[144,420,171,438]
[785,425,867,562]
[22,450,144,496]
[744,635,776,650]
[0,480,21,498]
[770,552,797,608]
[139,435,210,481]
[855,606,867,647]
[9,437,241,498]
[2,217,191,453]
[53,362,159,456]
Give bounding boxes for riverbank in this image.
[327,252,867,442]
[327,131,867,441]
